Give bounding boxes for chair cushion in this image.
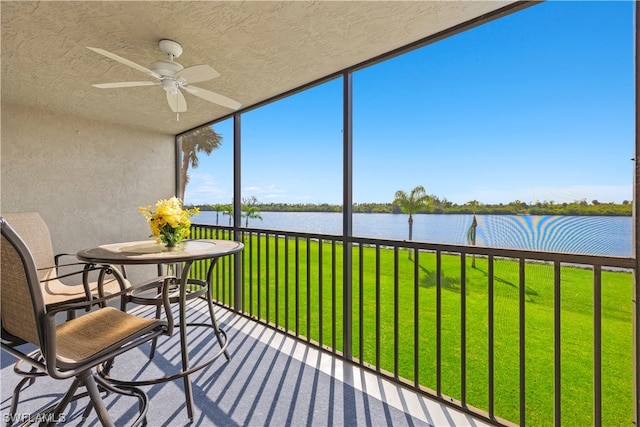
[56,307,158,363]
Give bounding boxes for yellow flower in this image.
[139,197,199,246]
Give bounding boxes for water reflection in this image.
[195,211,631,257]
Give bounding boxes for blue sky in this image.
[185,1,634,207]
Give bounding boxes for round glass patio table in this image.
[76,239,243,421]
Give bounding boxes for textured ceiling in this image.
[1,1,518,135]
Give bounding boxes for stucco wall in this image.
[1,102,176,282]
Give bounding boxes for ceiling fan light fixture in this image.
[161,79,179,93]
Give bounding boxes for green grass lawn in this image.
[194,231,633,426]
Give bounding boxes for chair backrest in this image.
[1,217,47,347]
[1,212,56,281]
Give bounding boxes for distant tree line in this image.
[179,127,631,218]
[192,197,632,216]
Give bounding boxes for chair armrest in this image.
[53,253,90,277]
[55,253,128,279]
[54,253,77,266]
[39,262,113,283]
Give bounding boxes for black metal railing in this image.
[190,223,635,426]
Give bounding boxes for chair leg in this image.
[7,353,48,425]
[148,305,162,360]
[206,291,230,360]
[36,371,146,427]
[102,358,115,376]
[43,377,82,427]
[81,401,95,421]
[7,359,44,426]
[7,376,34,426]
[93,374,149,427]
[80,372,115,427]
[144,278,166,360]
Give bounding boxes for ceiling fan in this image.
[88,39,241,118]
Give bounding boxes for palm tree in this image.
[465,200,480,268]
[393,185,430,259]
[242,196,263,227]
[222,204,233,226]
[209,204,223,225]
[177,125,223,199]
[466,214,478,268]
[243,206,263,227]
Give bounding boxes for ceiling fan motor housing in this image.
[151,59,184,94]
[151,59,184,77]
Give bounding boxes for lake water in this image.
[195,211,632,257]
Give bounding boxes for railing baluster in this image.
[266,233,270,324]
[332,240,337,353]
[394,246,399,379]
[257,232,262,319]
[554,260,562,426]
[594,264,602,427]
[295,236,300,337]
[221,244,226,305]
[215,236,220,302]
[275,233,280,328]
[461,252,467,406]
[488,255,495,419]
[285,237,290,332]
[359,243,364,365]
[376,244,381,372]
[307,236,312,342]
[519,257,526,427]
[319,239,324,347]
[414,248,420,387]
[249,230,253,316]
[436,249,442,397]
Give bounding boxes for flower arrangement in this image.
[139,197,199,247]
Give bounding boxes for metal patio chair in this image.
[1,217,174,426]
[0,212,135,421]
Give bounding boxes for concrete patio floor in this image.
[1,299,491,426]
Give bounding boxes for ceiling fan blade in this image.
[175,65,220,84]
[87,47,161,79]
[166,90,187,113]
[92,81,159,89]
[182,85,241,110]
